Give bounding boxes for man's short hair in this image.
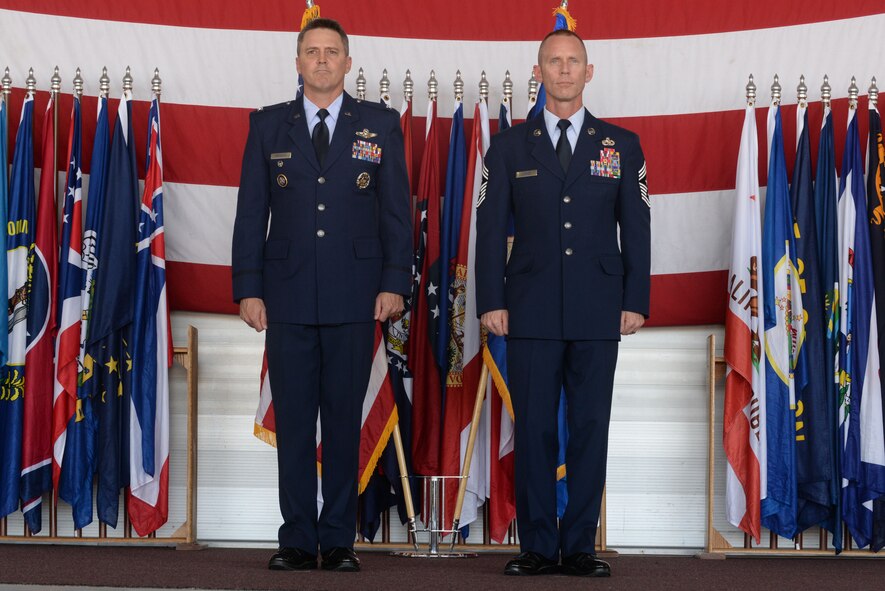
[297,18,350,56]
[538,29,588,63]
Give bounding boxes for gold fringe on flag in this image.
[553,6,577,32]
[301,3,321,29]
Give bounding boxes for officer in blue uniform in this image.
[476,29,650,577]
[231,18,411,572]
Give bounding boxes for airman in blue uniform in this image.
[476,29,650,577]
[231,18,411,573]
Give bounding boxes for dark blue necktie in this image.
[312,108,330,166]
[556,119,572,172]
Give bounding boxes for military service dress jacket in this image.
[475,109,650,341]
[231,93,412,324]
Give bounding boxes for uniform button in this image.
[318,176,326,184]
[317,229,326,238]
[317,203,326,211]
[565,248,574,256]
[563,196,572,203]
[564,222,572,229]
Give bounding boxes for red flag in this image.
[407,99,442,476]
[52,97,84,491]
[21,96,59,532]
[441,100,488,532]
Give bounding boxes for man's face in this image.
[533,34,593,104]
[296,27,352,96]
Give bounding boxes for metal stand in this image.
[391,475,477,558]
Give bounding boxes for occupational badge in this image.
[601,137,615,147]
[277,174,288,188]
[356,128,378,139]
[589,148,621,179]
[352,140,382,163]
[356,172,371,189]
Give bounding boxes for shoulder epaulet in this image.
[255,100,292,113]
[355,98,396,113]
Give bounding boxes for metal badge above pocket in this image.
[356,172,371,189]
[515,169,538,179]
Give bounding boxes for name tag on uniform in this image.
[515,169,538,178]
[270,152,292,160]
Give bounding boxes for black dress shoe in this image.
[503,551,558,576]
[268,547,318,571]
[321,547,361,572]
[560,552,611,577]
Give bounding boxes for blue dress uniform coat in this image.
[231,92,412,553]
[476,109,650,559]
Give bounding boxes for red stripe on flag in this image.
[647,270,728,327]
[127,459,170,538]
[166,261,237,315]
[7,1,883,39]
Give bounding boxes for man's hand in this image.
[240,297,268,332]
[375,292,405,322]
[481,309,509,337]
[621,311,645,336]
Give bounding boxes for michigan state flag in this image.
[1,92,34,521]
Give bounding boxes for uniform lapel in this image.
[564,109,603,190]
[527,115,565,181]
[322,92,362,171]
[287,96,320,172]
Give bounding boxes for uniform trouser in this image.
[507,338,619,560]
[266,321,375,553]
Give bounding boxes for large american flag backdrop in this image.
[0,1,882,327]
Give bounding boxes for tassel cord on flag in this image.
[449,360,490,549]
[392,423,420,550]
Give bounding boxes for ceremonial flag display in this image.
[409,96,442,477]
[128,95,171,536]
[20,94,58,534]
[52,95,84,492]
[790,100,833,531]
[867,95,885,552]
[0,91,8,369]
[441,99,489,535]
[838,101,885,549]
[1,92,34,522]
[723,102,765,543]
[760,101,802,540]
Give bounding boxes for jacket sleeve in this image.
[377,109,413,296]
[231,110,270,303]
[616,135,651,317]
[475,135,511,316]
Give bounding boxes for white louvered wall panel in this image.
[167,311,732,551]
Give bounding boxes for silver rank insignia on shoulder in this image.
[356,172,371,189]
[356,128,378,139]
[277,174,288,188]
[533,128,542,137]
[601,137,615,147]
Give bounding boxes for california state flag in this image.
[723,103,767,543]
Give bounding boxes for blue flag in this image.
[813,104,843,550]
[88,92,138,528]
[0,95,8,367]
[790,105,834,531]
[761,104,801,539]
[838,105,885,549]
[60,96,110,529]
[866,100,885,552]
[439,100,467,386]
[1,93,35,520]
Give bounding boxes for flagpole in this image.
[392,423,420,549]
[50,67,61,232]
